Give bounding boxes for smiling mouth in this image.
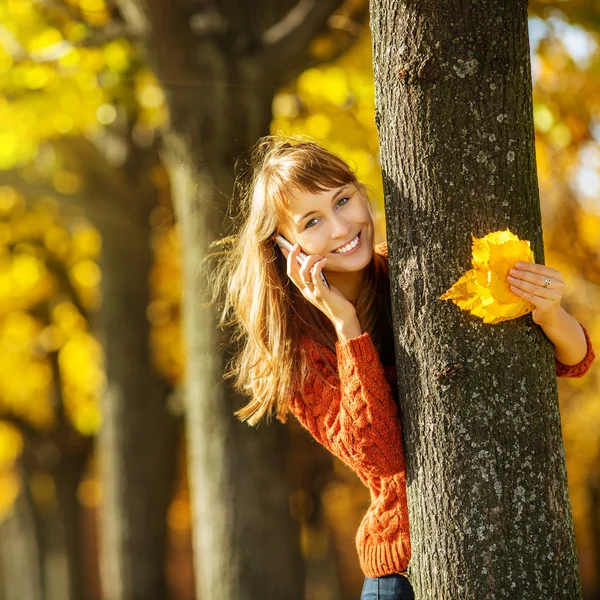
[332,231,361,254]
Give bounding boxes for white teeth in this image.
[333,234,359,253]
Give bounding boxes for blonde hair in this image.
[206,134,393,425]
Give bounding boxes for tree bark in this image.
[370,1,581,598]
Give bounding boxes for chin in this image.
[330,241,373,272]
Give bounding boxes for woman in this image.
[209,135,595,599]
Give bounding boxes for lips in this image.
[332,231,361,253]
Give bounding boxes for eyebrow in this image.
[295,186,350,225]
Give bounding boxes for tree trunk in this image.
[370,1,581,598]
[94,172,181,600]
[52,454,92,600]
[12,455,89,600]
[588,461,600,598]
[163,125,305,600]
[0,480,44,600]
[2,136,181,599]
[49,134,182,599]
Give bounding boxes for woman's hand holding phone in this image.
[280,242,359,332]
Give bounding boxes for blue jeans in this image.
[360,574,414,600]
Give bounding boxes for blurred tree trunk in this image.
[589,462,600,597]
[115,0,368,597]
[50,452,90,600]
[165,154,304,600]
[370,0,581,598]
[81,146,181,600]
[4,135,181,598]
[52,137,181,600]
[0,471,44,600]
[0,226,96,600]
[95,217,180,600]
[0,455,88,600]
[35,458,88,600]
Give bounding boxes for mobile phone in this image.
[275,235,330,289]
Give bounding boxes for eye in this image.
[304,196,351,230]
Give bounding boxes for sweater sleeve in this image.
[555,322,595,378]
[289,332,405,478]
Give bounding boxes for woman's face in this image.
[279,182,375,275]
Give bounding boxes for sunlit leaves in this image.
[0,191,104,513]
[59,328,104,435]
[578,211,600,248]
[0,422,23,519]
[529,13,600,593]
[440,230,537,324]
[103,40,130,73]
[0,251,54,309]
[0,422,23,467]
[0,2,145,168]
[27,26,63,56]
[149,222,183,384]
[0,311,55,431]
[135,68,168,131]
[77,0,112,27]
[0,469,19,520]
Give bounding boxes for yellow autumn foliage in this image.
[440,230,537,324]
[0,470,20,520]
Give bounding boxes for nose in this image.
[330,213,352,240]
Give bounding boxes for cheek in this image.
[356,199,373,220]
[298,233,324,254]
[359,206,374,228]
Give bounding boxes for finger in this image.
[508,273,564,296]
[286,244,309,290]
[299,254,323,283]
[311,258,328,288]
[286,243,301,279]
[508,267,566,288]
[509,283,559,304]
[509,276,559,297]
[513,262,563,281]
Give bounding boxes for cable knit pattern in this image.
[288,242,595,578]
[289,331,409,577]
[291,332,405,479]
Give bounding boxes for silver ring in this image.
[303,279,311,285]
[544,277,551,288]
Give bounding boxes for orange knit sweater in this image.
[288,242,596,578]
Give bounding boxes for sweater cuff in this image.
[335,331,379,364]
[555,322,595,378]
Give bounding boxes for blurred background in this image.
[0,0,599,599]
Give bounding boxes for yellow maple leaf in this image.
[440,229,536,324]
